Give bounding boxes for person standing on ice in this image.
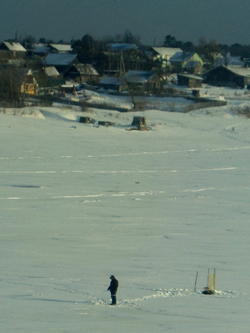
[107,275,119,305]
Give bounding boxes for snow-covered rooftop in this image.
[124,70,157,83]
[224,65,250,77]
[44,66,60,76]
[49,44,72,52]
[2,41,26,52]
[72,64,99,76]
[44,53,78,66]
[99,76,124,85]
[169,51,196,62]
[151,47,182,56]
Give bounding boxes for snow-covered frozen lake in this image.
[1,93,250,332]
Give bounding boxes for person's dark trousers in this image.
[111,295,116,305]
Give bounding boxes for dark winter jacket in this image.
[108,277,119,295]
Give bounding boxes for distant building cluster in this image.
[1,35,250,107]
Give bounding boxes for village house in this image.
[124,70,164,93]
[177,73,203,88]
[33,43,50,57]
[203,64,250,88]
[33,66,65,93]
[104,47,148,73]
[19,69,38,95]
[33,43,72,57]
[0,41,27,58]
[169,51,203,74]
[43,53,78,74]
[149,47,182,70]
[98,76,128,92]
[63,63,99,83]
[49,44,72,54]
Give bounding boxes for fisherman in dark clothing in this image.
[107,275,119,305]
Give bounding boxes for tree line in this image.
[10,30,250,59]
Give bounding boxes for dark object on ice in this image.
[98,121,115,127]
[79,116,94,124]
[131,116,148,131]
[202,287,215,295]
[107,275,119,305]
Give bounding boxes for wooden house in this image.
[177,74,203,88]
[63,63,99,83]
[49,44,72,53]
[33,43,50,57]
[98,76,128,92]
[149,47,183,61]
[20,69,38,95]
[169,52,203,73]
[124,70,164,93]
[184,61,203,74]
[149,47,182,69]
[0,41,27,58]
[203,65,250,88]
[43,53,78,74]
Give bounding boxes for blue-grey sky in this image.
[0,0,249,45]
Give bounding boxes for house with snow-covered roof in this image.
[177,73,203,88]
[33,44,50,57]
[49,44,72,53]
[150,47,182,61]
[0,41,27,57]
[169,52,203,73]
[147,47,182,70]
[63,63,99,83]
[98,76,128,92]
[124,70,164,93]
[203,64,250,88]
[43,53,78,74]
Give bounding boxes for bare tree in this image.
[0,67,23,106]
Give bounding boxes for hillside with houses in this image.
[1,34,250,110]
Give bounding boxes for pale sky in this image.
[0,0,249,46]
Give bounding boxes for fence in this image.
[182,99,227,113]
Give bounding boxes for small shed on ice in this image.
[131,116,148,131]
